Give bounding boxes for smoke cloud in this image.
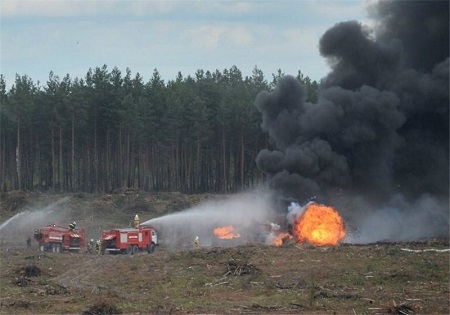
[255,0,449,242]
[141,189,281,248]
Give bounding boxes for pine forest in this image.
[0,65,318,193]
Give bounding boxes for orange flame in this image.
[273,232,293,246]
[293,203,345,246]
[213,225,241,239]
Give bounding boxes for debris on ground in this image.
[45,284,69,295]
[13,277,32,287]
[16,265,41,277]
[81,299,122,315]
[24,255,50,260]
[382,301,414,315]
[224,259,259,276]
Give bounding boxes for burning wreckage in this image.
[211,201,346,248]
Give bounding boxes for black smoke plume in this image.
[255,0,448,241]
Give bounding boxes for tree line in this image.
[0,65,318,194]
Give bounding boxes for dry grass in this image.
[0,239,448,314]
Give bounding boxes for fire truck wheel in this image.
[132,245,139,255]
[126,246,133,255]
[52,243,61,253]
[148,243,155,253]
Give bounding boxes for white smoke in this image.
[141,189,280,249]
[343,193,449,244]
[0,197,71,246]
[286,201,307,228]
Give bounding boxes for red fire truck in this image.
[34,224,86,253]
[101,226,158,255]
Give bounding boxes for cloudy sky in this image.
[1,0,372,89]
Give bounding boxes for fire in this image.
[213,225,241,239]
[293,202,345,246]
[273,232,292,246]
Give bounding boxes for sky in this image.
[1,0,372,90]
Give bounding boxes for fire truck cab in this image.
[34,224,86,253]
[101,226,158,255]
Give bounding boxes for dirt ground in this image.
[0,191,449,314]
[0,240,449,315]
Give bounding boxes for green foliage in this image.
[0,66,319,193]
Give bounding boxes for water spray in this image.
[0,196,71,241]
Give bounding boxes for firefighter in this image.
[96,239,103,255]
[193,236,200,248]
[69,221,76,230]
[86,239,94,253]
[134,214,140,228]
[26,236,31,248]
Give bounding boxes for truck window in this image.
[145,231,148,236]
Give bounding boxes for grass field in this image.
[0,239,448,314]
[0,191,448,314]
